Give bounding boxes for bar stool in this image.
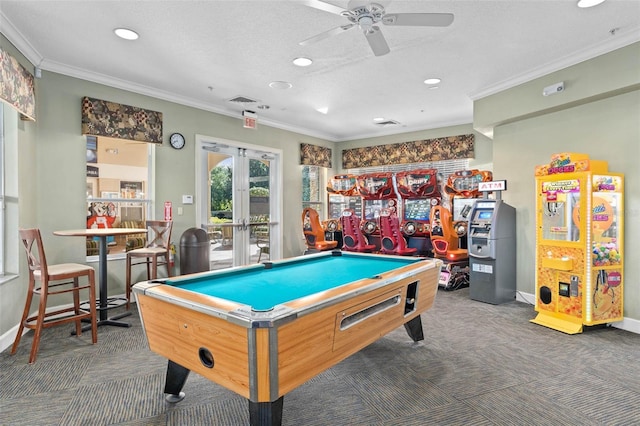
[125,220,173,309]
[12,228,98,364]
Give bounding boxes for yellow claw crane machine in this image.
[531,153,624,334]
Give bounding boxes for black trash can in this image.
[180,228,210,275]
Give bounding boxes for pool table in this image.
[133,250,442,426]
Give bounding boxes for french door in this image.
[196,136,282,270]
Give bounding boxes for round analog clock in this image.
[169,133,185,150]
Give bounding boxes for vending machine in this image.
[531,153,624,334]
[468,196,517,304]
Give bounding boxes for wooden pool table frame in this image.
[134,251,442,426]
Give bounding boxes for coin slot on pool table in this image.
[339,294,401,330]
[198,347,214,368]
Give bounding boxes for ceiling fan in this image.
[300,0,454,56]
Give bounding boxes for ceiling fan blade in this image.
[299,24,356,46]
[364,26,390,56]
[300,0,347,16]
[382,13,454,27]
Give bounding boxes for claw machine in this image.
[531,153,624,334]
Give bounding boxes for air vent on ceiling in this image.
[374,119,400,127]
[227,96,258,104]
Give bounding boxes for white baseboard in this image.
[518,290,640,334]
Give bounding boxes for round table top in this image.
[54,228,147,237]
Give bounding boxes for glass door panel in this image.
[199,140,280,271]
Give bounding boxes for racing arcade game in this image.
[325,174,363,248]
[356,172,397,251]
[395,168,441,256]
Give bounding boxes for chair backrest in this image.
[145,220,173,249]
[379,209,411,253]
[429,205,459,256]
[340,209,372,252]
[302,207,326,249]
[19,228,48,277]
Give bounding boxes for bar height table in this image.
[54,228,147,328]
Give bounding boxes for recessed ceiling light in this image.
[316,107,329,114]
[424,78,441,85]
[373,117,385,122]
[428,86,440,90]
[114,28,139,40]
[269,81,293,89]
[577,0,605,7]
[293,57,313,67]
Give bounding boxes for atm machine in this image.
[468,191,516,304]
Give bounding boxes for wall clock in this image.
[169,133,185,150]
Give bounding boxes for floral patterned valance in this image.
[300,143,332,168]
[342,134,475,169]
[0,46,36,121]
[81,96,163,143]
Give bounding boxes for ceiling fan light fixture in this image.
[293,57,313,67]
[577,0,606,7]
[114,28,139,40]
[424,78,441,85]
[316,107,329,114]
[373,117,386,122]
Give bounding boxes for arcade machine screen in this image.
[328,194,363,219]
[403,198,431,222]
[364,199,393,220]
[452,198,476,221]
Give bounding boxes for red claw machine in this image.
[531,153,624,334]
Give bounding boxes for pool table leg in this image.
[404,315,424,342]
[164,360,190,403]
[249,396,284,426]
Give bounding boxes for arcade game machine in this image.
[433,170,493,290]
[395,168,441,256]
[325,174,363,247]
[356,172,397,251]
[531,153,624,334]
[446,169,494,249]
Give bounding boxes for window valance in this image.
[300,143,332,168]
[81,97,163,143]
[342,134,474,169]
[0,46,36,121]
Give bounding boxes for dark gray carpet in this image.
[2,287,640,425]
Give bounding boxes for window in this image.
[0,102,19,281]
[85,136,153,259]
[302,165,324,217]
[0,103,5,276]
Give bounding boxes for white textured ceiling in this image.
[1,0,639,141]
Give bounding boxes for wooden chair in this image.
[12,228,97,364]
[125,220,173,309]
[378,209,417,256]
[302,208,338,252]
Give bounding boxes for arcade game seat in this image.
[429,205,467,261]
[340,209,376,253]
[378,209,417,256]
[302,208,338,252]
